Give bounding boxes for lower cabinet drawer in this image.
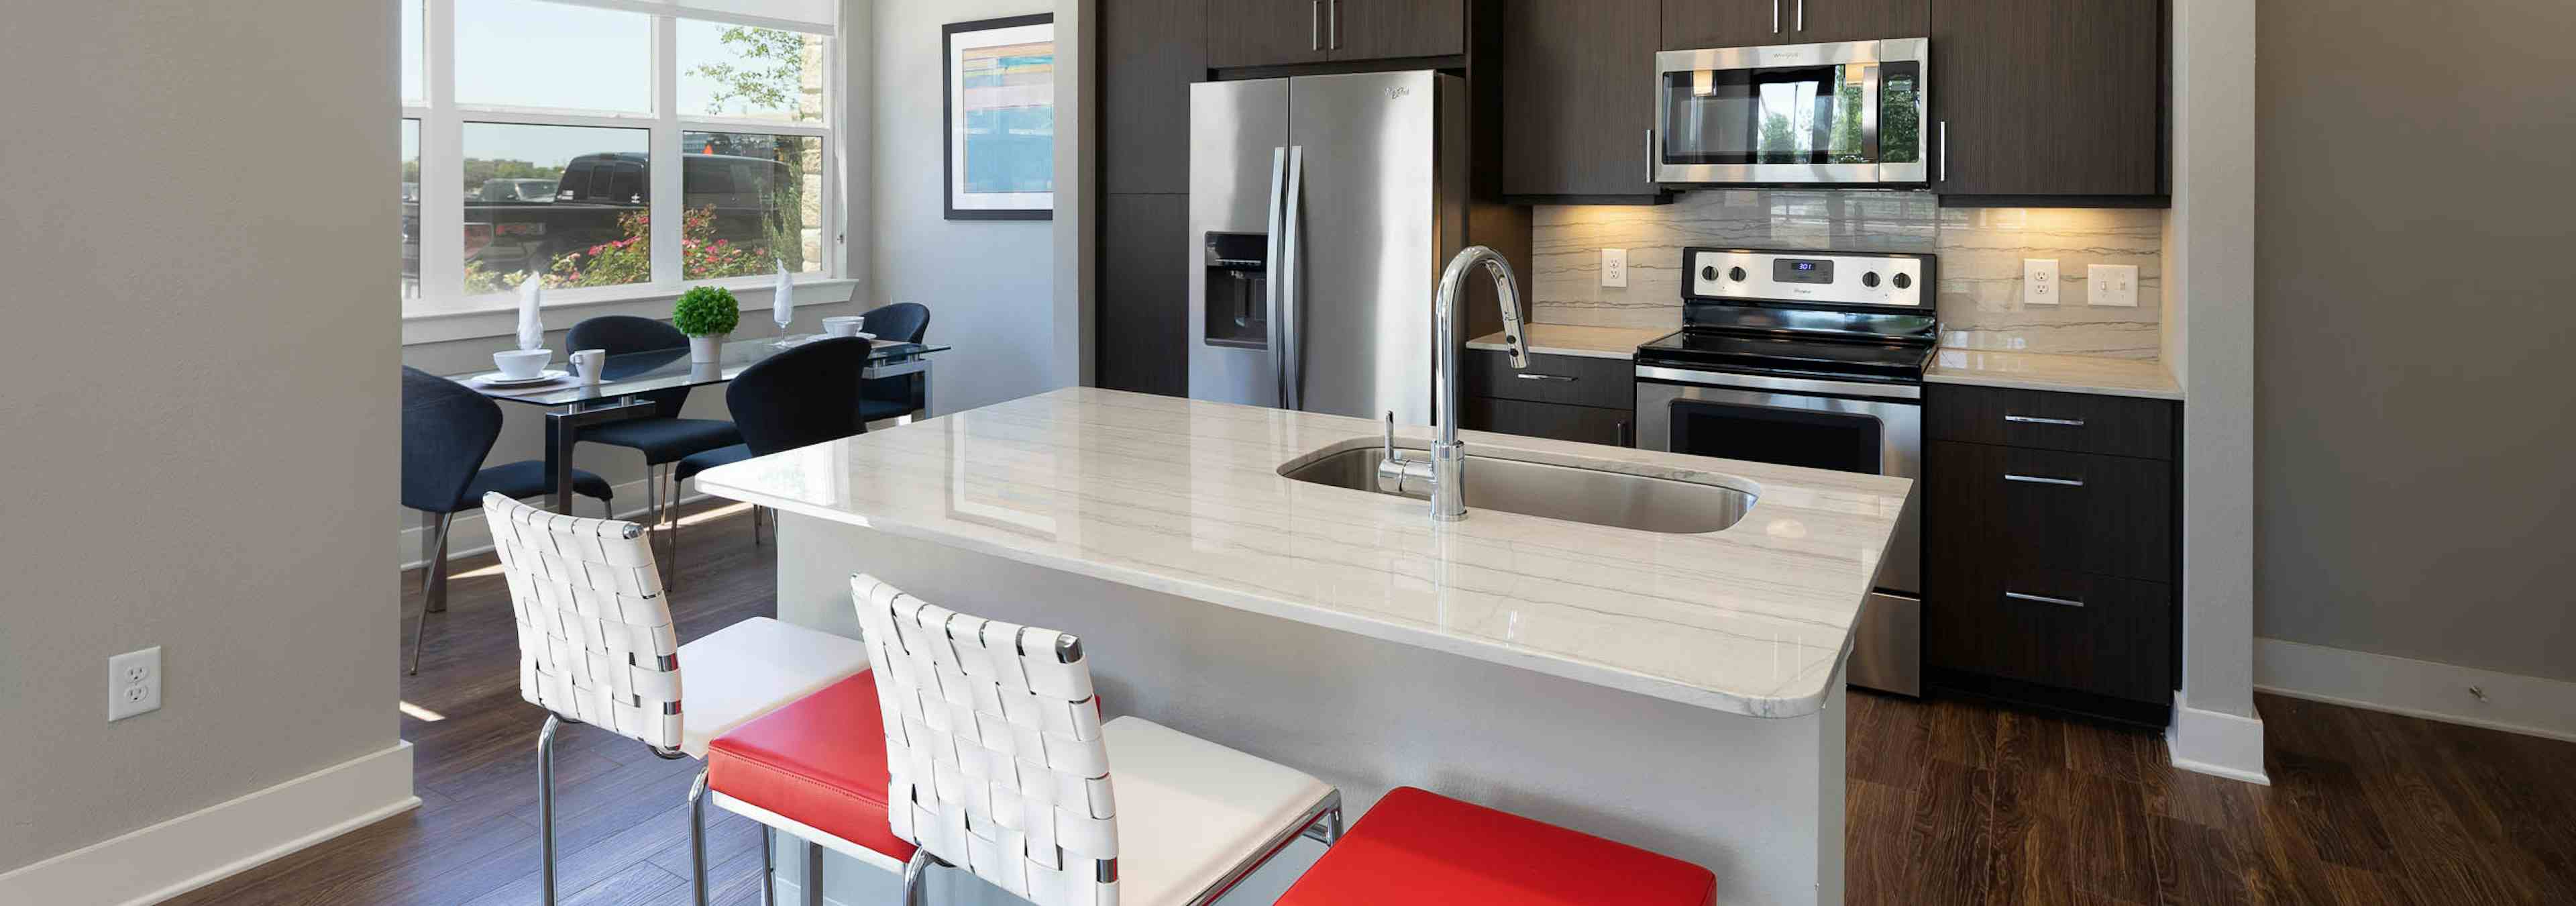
[1461,349,1635,410]
[1926,567,2175,703]
[1927,440,2172,581]
[1460,397,1631,447]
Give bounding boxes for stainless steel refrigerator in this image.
[1187,70,1466,424]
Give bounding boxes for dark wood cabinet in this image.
[1331,0,1465,60]
[1662,0,1793,50]
[1789,0,1928,44]
[1102,0,1207,195]
[1931,0,2164,200]
[1209,0,1330,68]
[1922,384,2181,715]
[1499,0,1662,201]
[1095,195,1190,396]
[1462,397,1631,447]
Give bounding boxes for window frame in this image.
[405,0,840,321]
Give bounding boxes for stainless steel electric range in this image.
[1634,247,1937,696]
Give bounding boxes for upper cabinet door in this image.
[1786,0,1928,44]
[1662,0,1792,50]
[1328,0,1465,60]
[1210,0,1331,68]
[1933,0,2162,197]
[1501,0,1660,198]
[1102,0,1208,194]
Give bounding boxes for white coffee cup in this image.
[570,348,606,385]
[821,315,865,338]
[494,348,551,380]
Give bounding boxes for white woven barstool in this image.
[849,574,1343,906]
[482,493,873,906]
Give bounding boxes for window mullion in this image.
[421,0,467,305]
[650,13,682,289]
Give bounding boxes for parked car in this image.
[476,179,557,203]
[400,151,806,291]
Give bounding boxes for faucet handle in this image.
[1383,411,1397,463]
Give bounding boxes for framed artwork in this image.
[942,14,1055,220]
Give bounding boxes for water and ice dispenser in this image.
[1201,232,1269,349]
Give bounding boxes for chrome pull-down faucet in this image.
[1379,246,1527,521]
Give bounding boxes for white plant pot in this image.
[689,334,727,363]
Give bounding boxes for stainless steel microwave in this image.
[1653,38,1927,186]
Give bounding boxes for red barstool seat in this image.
[1277,787,1716,906]
[705,670,918,872]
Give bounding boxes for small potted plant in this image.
[674,286,741,363]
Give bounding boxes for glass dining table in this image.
[443,336,949,515]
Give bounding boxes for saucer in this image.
[472,369,569,387]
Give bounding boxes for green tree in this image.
[1759,112,1798,164]
[1831,81,1865,163]
[688,28,816,121]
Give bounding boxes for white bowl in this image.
[493,349,551,380]
[821,316,866,338]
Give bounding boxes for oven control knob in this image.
[1892,272,1913,290]
[1728,266,1747,283]
[1701,265,1717,282]
[1862,272,1881,288]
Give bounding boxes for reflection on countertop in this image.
[1465,324,1667,360]
[1927,348,2183,400]
[694,387,1913,719]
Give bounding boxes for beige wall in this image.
[2255,0,2575,682]
[0,0,402,871]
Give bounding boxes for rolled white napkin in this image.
[772,258,794,328]
[515,273,545,351]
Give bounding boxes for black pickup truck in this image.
[400,151,803,289]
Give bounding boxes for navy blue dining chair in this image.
[400,366,613,674]
[564,315,744,527]
[659,336,875,587]
[857,302,930,423]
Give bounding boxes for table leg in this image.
[547,408,578,515]
[916,358,934,419]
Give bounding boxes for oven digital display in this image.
[1774,258,1835,284]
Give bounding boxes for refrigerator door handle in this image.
[1279,146,1306,411]
[1263,146,1289,389]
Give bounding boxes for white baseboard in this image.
[0,741,417,906]
[2166,690,2270,785]
[398,477,724,571]
[2255,637,2576,744]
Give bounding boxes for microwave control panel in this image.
[1685,248,1929,309]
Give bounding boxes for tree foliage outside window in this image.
[688,28,816,119]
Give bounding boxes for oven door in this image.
[1636,367,1924,695]
[1653,39,1927,185]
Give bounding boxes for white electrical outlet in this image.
[2023,258,2059,306]
[1600,248,1628,288]
[2088,263,2139,307]
[109,646,162,722]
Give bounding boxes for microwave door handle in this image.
[1281,146,1306,411]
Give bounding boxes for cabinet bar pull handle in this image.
[1311,1,1321,51]
[1646,128,1657,185]
[2004,473,2085,487]
[2005,591,2086,608]
[1330,0,1340,50]
[1772,0,1780,34]
[2004,414,2086,427]
[1797,0,1805,31]
[1516,373,1576,382]
[1939,121,1949,182]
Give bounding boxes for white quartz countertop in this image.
[696,388,1912,718]
[1927,348,2184,399]
[1465,324,1666,360]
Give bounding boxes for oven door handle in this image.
[1634,365,1922,401]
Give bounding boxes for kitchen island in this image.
[698,387,1911,905]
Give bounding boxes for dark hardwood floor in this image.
[168,500,2575,905]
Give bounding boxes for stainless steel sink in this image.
[1280,443,1756,534]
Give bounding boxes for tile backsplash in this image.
[1530,190,2164,358]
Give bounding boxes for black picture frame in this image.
[943,13,1056,221]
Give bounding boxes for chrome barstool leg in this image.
[663,471,683,589]
[900,848,934,906]
[645,463,662,525]
[804,841,824,906]
[537,715,562,906]
[688,768,711,906]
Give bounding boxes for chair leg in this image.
[804,841,824,906]
[688,768,712,906]
[761,826,775,905]
[645,463,662,525]
[751,505,764,546]
[537,715,562,906]
[409,512,453,676]
[901,848,934,906]
[663,471,683,589]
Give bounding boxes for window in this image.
[400,0,837,317]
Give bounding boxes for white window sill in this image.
[401,276,860,346]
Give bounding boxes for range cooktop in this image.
[1635,329,1935,385]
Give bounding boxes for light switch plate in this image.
[2023,258,2059,306]
[109,646,162,722]
[2088,264,2139,307]
[1600,248,1628,288]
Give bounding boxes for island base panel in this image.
[774,513,1846,905]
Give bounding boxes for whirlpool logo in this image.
[1388,86,1411,99]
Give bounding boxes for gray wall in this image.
[872,0,1065,414]
[0,0,400,871]
[2255,0,2575,681]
